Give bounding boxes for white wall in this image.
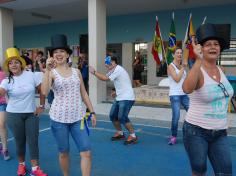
[122,43,133,78]
[0,8,13,65]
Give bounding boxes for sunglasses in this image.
[218,82,229,97]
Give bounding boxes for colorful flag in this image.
[151,16,164,65]
[183,13,195,67]
[166,13,176,65]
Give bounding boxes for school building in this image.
[0,0,235,106]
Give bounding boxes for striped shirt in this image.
[185,66,234,130]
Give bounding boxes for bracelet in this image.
[39,104,45,109]
[90,112,96,115]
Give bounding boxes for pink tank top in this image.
[49,68,86,123]
[185,66,234,130]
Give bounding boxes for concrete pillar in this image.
[122,43,133,79]
[0,8,13,65]
[88,0,106,104]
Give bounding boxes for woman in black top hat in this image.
[182,23,234,175]
[42,34,96,176]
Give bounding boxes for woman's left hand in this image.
[91,114,96,127]
[34,106,44,117]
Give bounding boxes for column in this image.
[0,8,13,65]
[88,0,106,104]
[122,43,133,79]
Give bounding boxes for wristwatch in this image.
[90,112,96,115]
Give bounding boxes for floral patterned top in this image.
[49,68,86,123]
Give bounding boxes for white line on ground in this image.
[6,120,236,142]
[98,119,170,129]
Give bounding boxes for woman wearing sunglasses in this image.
[182,23,234,176]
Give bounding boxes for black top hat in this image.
[196,23,230,51]
[50,34,72,55]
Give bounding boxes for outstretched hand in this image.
[46,51,55,71]
[191,37,203,60]
[89,66,96,75]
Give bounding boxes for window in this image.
[219,38,236,66]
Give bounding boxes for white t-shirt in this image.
[34,71,44,82]
[0,71,41,113]
[107,65,135,101]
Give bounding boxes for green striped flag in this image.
[166,13,176,65]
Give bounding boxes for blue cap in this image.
[105,56,112,65]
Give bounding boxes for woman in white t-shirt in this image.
[0,48,47,176]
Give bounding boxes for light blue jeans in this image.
[109,100,135,124]
[0,103,7,111]
[170,95,189,137]
[51,120,91,153]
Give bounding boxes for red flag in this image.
[152,17,164,65]
[183,14,195,65]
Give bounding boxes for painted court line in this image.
[98,119,170,129]
[6,120,236,143]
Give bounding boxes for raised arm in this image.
[41,53,54,96]
[182,38,203,94]
[89,66,109,81]
[168,64,185,83]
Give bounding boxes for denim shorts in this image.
[51,120,91,153]
[109,100,134,124]
[183,121,232,176]
[0,103,7,112]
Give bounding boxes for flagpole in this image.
[202,16,207,24]
[183,13,192,49]
[182,13,192,66]
[157,16,167,66]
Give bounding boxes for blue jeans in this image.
[51,120,91,153]
[170,95,189,137]
[0,103,7,111]
[109,100,135,124]
[183,121,232,176]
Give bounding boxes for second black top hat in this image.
[196,23,230,51]
[50,34,72,55]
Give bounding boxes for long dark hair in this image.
[8,71,14,83]
[7,59,24,83]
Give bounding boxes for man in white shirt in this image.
[89,55,138,145]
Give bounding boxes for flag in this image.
[183,13,195,66]
[151,16,164,65]
[166,13,176,64]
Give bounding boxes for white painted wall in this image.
[0,8,13,65]
[122,43,133,79]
